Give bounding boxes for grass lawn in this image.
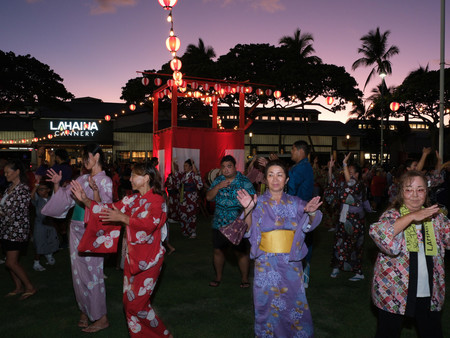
[0,212,449,337]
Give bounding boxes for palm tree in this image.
[279,28,322,64]
[184,38,216,61]
[352,27,399,90]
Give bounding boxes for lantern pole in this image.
[439,0,445,158]
[379,72,387,164]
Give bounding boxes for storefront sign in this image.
[33,119,113,144]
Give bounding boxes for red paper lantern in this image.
[274,90,282,99]
[154,78,162,86]
[194,91,202,98]
[326,96,334,105]
[0,140,2,144]
[175,79,183,87]
[245,86,253,93]
[390,102,400,112]
[214,83,221,92]
[225,85,232,93]
[141,78,150,86]
[203,83,210,91]
[167,79,175,87]
[265,89,272,96]
[104,115,111,121]
[170,58,182,71]
[256,88,264,95]
[158,0,178,10]
[191,81,198,90]
[65,129,70,135]
[172,71,182,82]
[166,36,180,53]
[231,87,237,94]
[32,138,38,142]
[129,104,136,111]
[48,134,53,139]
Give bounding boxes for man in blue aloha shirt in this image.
[288,140,315,287]
[206,155,256,288]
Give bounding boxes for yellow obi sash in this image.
[259,230,295,253]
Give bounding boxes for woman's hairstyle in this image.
[82,143,105,169]
[264,159,288,179]
[132,163,163,196]
[184,159,193,167]
[390,170,429,210]
[349,163,362,180]
[5,159,28,184]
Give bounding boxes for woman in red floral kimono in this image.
[71,163,172,338]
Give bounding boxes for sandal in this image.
[19,290,37,301]
[209,280,221,287]
[81,324,109,333]
[240,282,251,288]
[5,290,24,297]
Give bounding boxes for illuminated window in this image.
[286,117,292,121]
[262,116,268,120]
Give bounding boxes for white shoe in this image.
[45,254,55,265]
[349,274,364,282]
[33,261,46,271]
[330,268,340,278]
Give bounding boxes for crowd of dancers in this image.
[1,141,450,337]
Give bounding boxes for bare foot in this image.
[81,315,109,333]
[78,313,89,328]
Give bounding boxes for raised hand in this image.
[343,152,352,165]
[46,168,62,185]
[304,196,323,214]
[409,205,441,223]
[70,180,88,203]
[236,189,257,209]
[88,176,99,192]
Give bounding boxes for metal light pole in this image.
[380,72,387,164]
[249,132,253,157]
[346,134,350,152]
[439,0,445,157]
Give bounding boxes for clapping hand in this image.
[70,180,87,203]
[236,189,257,209]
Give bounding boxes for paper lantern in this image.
[158,0,178,10]
[245,86,253,93]
[265,89,272,96]
[231,87,237,94]
[326,96,334,105]
[65,129,70,135]
[194,91,202,98]
[104,115,111,121]
[214,83,221,92]
[170,58,182,71]
[48,134,53,139]
[203,83,210,91]
[175,79,183,87]
[390,102,400,112]
[172,71,182,82]
[166,36,180,53]
[167,79,175,87]
[191,81,198,90]
[32,138,38,142]
[154,78,162,86]
[158,92,165,99]
[274,90,282,99]
[141,78,150,86]
[129,104,136,111]
[256,88,264,95]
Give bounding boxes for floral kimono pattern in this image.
[175,171,203,236]
[370,209,450,314]
[164,173,180,222]
[88,189,170,337]
[248,191,322,338]
[324,178,370,274]
[0,183,31,242]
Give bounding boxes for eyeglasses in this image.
[403,188,426,195]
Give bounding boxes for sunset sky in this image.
[2,0,449,121]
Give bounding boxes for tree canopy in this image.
[0,50,74,112]
[121,29,363,120]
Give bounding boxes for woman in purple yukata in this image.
[44,144,112,333]
[236,160,323,338]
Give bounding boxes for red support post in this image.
[239,91,245,129]
[212,100,218,129]
[171,84,178,127]
[153,94,159,133]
